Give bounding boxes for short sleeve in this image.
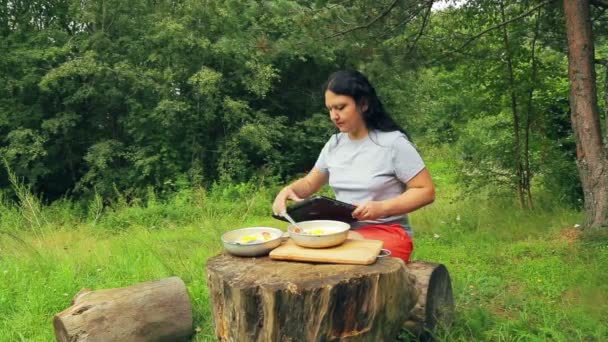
[314,140,331,174]
[391,135,425,183]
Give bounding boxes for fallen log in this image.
[53,276,193,342]
[206,254,419,341]
[403,261,454,339]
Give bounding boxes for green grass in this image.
[1,182,607,341]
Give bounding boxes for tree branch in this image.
[378,1,429,39]
[590,0,608,9]
[432,0,553,63]
[325,0,400,39]
[406,1,434,55]
[592,6,607,21]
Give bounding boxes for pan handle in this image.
[377,249,392,258]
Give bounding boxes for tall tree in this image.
[499,0,527,209]
[563,0,608,228]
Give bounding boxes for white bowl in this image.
[287,220,350,248]
[221,227,283,256]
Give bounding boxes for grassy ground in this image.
[1,180,607,341]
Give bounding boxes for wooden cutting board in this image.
[269,239,384,265]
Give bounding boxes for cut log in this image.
[403,261,454,339]
[53,277,193,342]
[206,254,419,341]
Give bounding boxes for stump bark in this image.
[53,276,193,342]
[403,261,454,339]
[206,254,419,341]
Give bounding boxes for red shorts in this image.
[355,224,414,263]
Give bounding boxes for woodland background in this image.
[1,0,607,340]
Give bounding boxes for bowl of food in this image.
[221,227,284,257]
[287,220,350,248]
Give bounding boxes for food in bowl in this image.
[221,227,283,257]
[238,232,274,244]
[287,220,350,248]
[302,229,326,235]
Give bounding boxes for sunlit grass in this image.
[1,181,606,341]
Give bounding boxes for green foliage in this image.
[458,112,516,191]
[0,0,346,201]
[1,0,598,209]
[1,128,49,185]
[398,3,583,206]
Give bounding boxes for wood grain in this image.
[269,238,383,265]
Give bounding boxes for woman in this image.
[272,70,435,263]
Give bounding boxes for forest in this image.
[1,0,607,340]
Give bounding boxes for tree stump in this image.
[402,261,454,339]
[53,276,193,342]
[206,254,419,341]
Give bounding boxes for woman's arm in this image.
[352,168,435,220]
[272,167,329,214]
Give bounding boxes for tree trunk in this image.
[604,62,608,144]
[207,254,418,341]
[53,277,193,342]
[206,254,454,341]
[523,6,543,210]
[402,261,454,340]
[564,0,608,228]
[500,1,526,209]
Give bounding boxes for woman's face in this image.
[324,90,367,136]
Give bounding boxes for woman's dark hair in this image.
[323,70,410,139]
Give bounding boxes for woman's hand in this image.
[272,187,303,215]
[352,201,386,221]
[271,168,329,215]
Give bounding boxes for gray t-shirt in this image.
[314,130,426,234]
